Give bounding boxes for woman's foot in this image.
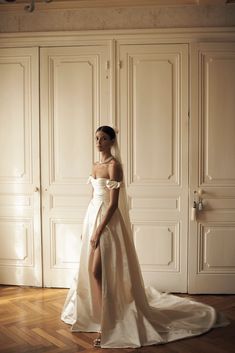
[93,332,101,348]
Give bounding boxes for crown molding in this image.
[0,27,235,48]
[0,0,232,12]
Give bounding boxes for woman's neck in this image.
[100,152,112,163]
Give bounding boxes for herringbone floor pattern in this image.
[0,286,234,353]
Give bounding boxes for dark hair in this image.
[96,126,116,140]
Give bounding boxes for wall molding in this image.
[0,0,232,13]
[0,27,235,48]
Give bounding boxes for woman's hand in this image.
[90,230,101,250]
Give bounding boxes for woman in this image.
[61,126,228,348]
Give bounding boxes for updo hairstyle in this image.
[96,126,116,140]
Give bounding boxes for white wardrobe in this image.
[0,29,235,293]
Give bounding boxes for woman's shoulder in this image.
[108,158,123,181]
[108,158,122,171]
[109,157,121,166]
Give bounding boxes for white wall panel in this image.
[40,45,111,287]
[198,224,235,274]
[51,56,95,183]
[132,198,179,210]
[0,59,31,182]
[201,51,235,185]
[0,47,41,286]
[134,223,179,272]
[189,42,235,293]
[51,220,83,268]
[131,55,178,184]
[0,220,32,265]
[119,43,188,292]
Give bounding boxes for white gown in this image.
[61,176,228,348]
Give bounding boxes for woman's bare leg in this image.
[92,246,102,346]
[92,245,102,306]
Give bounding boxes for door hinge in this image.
[106,60,110,70]
[118,60,122,69]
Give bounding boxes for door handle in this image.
[196,189,203,211]
[34,186,40,192]
[191,189,204,221]
[191,201,197,221]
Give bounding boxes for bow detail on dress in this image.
[106,180,121,189]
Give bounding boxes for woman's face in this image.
[95,131,113,153]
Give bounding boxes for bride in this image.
[61,125,228,348]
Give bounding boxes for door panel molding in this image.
[133,222,180,272]
[127,52,180,186]
[199,49,235,186]
[198,223,235,274]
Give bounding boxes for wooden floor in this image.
[0,286,234,353]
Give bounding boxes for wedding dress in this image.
[61,176,228,348]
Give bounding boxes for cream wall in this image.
[0,4,235,32]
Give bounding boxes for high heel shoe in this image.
[93,332,101,348]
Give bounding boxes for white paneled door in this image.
[40,46,111,287]
[189,43,235,293]
[118,43,189,292]
[1,40,235,294]
[0,48,42,286]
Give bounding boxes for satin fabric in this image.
[61,177,228,348]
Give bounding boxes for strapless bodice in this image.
[88,176,121,203]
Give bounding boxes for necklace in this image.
[99,156,113,164]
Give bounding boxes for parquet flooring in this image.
[0,286,234,353]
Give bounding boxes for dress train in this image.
[61,176,228,348]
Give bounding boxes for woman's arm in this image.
[90,161,122,249]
